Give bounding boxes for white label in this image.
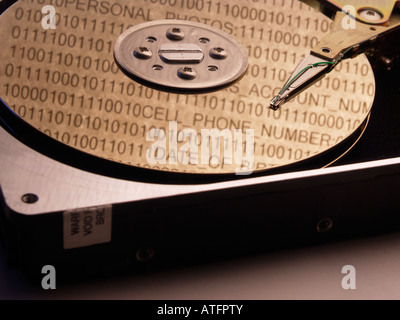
[63,205,112,249]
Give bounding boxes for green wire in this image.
[271,45,358,107]
[273,61,335,104]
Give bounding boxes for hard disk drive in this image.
[0,0,399,278]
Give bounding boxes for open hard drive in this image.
[0,0,400,278]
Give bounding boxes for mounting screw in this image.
[178,67,197,80]
[358,8,383,22]
[134,47,153,59]
[167,27,185,41]
[210,47,228,59]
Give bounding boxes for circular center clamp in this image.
[114,20,249,92]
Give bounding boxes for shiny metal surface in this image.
[2,124,400,216]
[115,20,248,91]
[0,0,375,174]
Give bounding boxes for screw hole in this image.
[316,218,333,233]
[152,65,163,71]
[146,36,157,43]
[321,47,332,54]
[208,65,218,72]
[199,37,210,44]
[21,194,39,204]
[136,248,155,262]
[370,27,377,31]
